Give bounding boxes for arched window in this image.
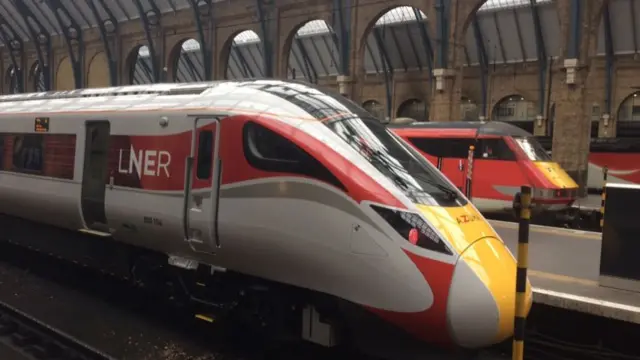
[363,100,385,121]
[397,99,428,121]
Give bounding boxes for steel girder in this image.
[12,0,51,91]
[413,8,434,78]
[529,0,548,118]
[188,0,213,80]
[332,0,351,76]
[133,0,163,82]
[435,0,449,69]
[0,12,24,93]
[373,27,393,119]
[603,2,614,114]
[256,0,276,77]
[472,17,488,117]
[46,0,85,89]
[567,0,581,59]
[85,0,120,86]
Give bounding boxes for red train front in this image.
[389,121,579,216]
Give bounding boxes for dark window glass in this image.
[371,205,452,255]
[513,136,551,161]
[0,135,4,170]
[408,137,474,159]
[12,134,43,173]
[243,121,345,190]
[327,118,465,206]
[196,130,213,180]
[475,138,516,161]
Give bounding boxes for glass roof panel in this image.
[297,19,331,37]
[479,0,553,12]
[233,29,260,44]
[376,6,426,25]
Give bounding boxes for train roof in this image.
[388,120,533,137]
[0,80,373,123]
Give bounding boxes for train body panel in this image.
[0,81,531,350]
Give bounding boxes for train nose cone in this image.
[446,237,532,349]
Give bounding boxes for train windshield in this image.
[241,80,464,205]
[327,117,465,205]
[513,136,551,161]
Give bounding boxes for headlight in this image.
[370,205,453,255]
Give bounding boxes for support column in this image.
[337,75,353,98]
[551,0,601,195]
[429,68,459,121]
[552,58,589,195]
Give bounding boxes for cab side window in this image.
[243,121,345,190]
[408,137,474,158]
[475,138,516,161]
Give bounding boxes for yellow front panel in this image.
[415,203,498,254]
[460,237,533,342]
[534,161,579,189]
[417,203,532,343]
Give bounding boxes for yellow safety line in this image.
[195,314,214,323]
[490,220,601,240]
[528,270,599,287]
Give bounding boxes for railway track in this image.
[0,299,114,360]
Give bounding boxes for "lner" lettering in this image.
[118,145,171,178]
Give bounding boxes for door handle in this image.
[458,160,464,171]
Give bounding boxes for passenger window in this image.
[243,121,345,190]
[12,134,44,173]
[408,138,474,159]
[196,130,213,179]
[475,138,516,161]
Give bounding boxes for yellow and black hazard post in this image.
[601,166,608,229]
[464,145,475,199]
[512,185,531,360]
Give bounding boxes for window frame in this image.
[242,121,346,191]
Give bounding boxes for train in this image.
[388,120,579,217]
[0,80,532,353]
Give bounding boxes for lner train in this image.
[0,80,531,351]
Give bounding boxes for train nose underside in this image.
[446,236,533,349]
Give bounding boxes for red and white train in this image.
[0,80,531,352]
[389,121,579,216]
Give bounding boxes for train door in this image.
[80,120,111,236]
[183,116,223,254]
[442,138,472,191]
[472,137,519,203]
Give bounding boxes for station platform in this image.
[572,194,602,211]
[490,220,640,324]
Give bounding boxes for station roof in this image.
[4,0,635,90]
